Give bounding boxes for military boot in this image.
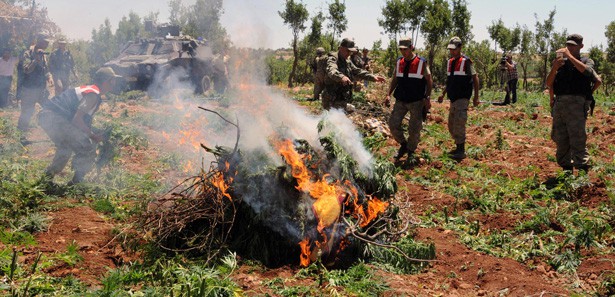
[450,143,466,160]
[394,143,408,161]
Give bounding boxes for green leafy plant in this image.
[56,241,84,267]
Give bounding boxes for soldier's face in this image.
[399,47,413,58]
[449,47,461,57]
[338,47,348,59]
[566,43,582,55]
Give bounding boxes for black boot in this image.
[394,143,408,161]
[451,143,466,160]
[562,166,574,176]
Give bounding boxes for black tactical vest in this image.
[445,56,473,101]
[553,57,593,98]
[393,56,427,102]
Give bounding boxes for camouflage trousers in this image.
[18,86,46,131]
[389,100,424,153]
[313,74,325,101]
[551,94,590,168]
[38,109,96,183]
[0,76,11,108]
[447,99,469,145]
[321,90,348,111]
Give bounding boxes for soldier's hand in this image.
[384,95,390,107]
[341,76,352,86]
[437,95,444,103]
[374,75,386,83]
[424,98,431,110]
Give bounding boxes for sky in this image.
[40,0,614,51]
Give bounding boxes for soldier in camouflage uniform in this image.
[546,34,601,174]
[384,38,433,164]
[437,37,480,160]
[19,35,52,137]
[49,39,75,95]
[322,38,385,111]
[312,47,326,101]
[38,67,121,185]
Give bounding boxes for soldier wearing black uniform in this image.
[546,34,601,174]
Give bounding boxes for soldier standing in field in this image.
[312,47,326,101]
[437,36,480,160]
[322,38,385,111]
[546,34,601,174]
[384,38,433,165]
[18,34,53,141]
[49,39,75,95]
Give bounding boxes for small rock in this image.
[498,288,509,296]
[477,290,487,296]
[459,283,473,289]
[547,271,557,278]
[450,279,460,289]
[536,265,547,274]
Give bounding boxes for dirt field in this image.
[2,85,614,295]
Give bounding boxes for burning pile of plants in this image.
[140,108,433,268]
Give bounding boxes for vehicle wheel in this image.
[200,75,211,94]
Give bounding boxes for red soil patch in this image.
[24,206,122,286]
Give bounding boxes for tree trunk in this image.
[520,63,528,91]
[541,54,548,89]
[288,36,298,88]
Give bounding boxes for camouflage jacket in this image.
[21,46,50,89]
[48,49,74,78]
[323,51,377,101]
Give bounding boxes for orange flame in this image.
[278,139,389,266]
[361,197,389,228]
[212,172,232,201]
[299,238,311,267]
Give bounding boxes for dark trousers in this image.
[505,79,518,104]
[0,76,11,108]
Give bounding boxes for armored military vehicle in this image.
[102,24,227,95]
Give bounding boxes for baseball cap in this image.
[398,38,413,49]
[94,67,122,83]
[340,38,357,52]
[316,47,325,55]
[58,39,68,44]
[447,36,462,49]
[566,34,583,46]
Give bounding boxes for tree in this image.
[518,26,535,90]
[421,0,451,69]
[487,18,505,53]
[534,8,556,88]
[464,40,495,88]
[88,19,118,68]
[279,0,309,88]
[168,0,186,26]
[602,21,615,95]
[450,0,473,42]
[406,0,429,45]
[378,0,409,42]
[307,11,325,47]
[115,11,143,47]
[327,0,347,49]
[182,0,229,52]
